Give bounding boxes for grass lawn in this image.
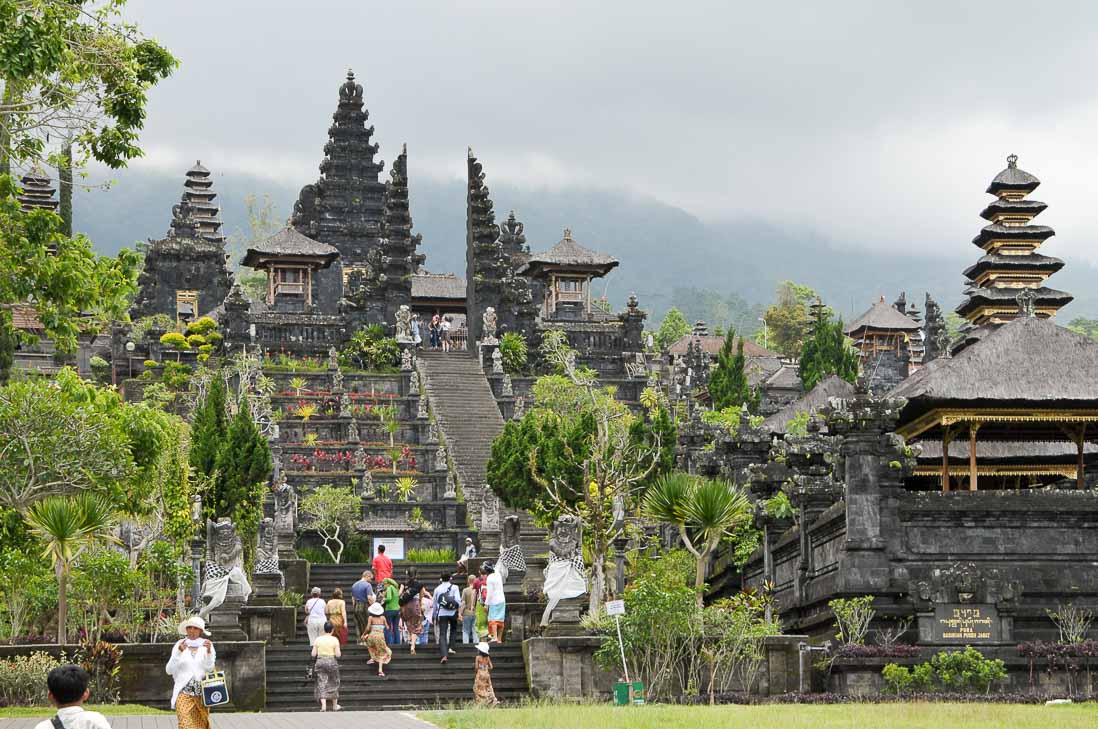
[424,702,1096,729]
[0,704,171,718]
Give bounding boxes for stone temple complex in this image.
[12,63,1098,705]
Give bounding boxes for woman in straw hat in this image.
[364,602,392,677]
[472,640,497,706]
[165,616,216,729]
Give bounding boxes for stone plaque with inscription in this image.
[931,604,1000,643]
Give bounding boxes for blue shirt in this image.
[351,579,374,603]
[433,581,460,619]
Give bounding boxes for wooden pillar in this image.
[267,264,275,305]
[305,266,313,308]
[941,426,953,492]
[1077,424,1087,490]
[968,423,980,491]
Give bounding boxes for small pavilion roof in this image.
[667,333,778,358]
[519,229,619,277]
[987,155,1040,195]
[844,297,921,335]
[242,227,339,268]
[762,374,855,434]
[411,273,466,300]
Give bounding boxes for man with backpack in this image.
[432,571,461,663]
[35,665,111,729]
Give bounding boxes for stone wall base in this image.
[523,635,615,698]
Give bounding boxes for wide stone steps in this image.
[264,642,527,710]
[306,562,458,594]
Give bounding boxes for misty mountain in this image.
[73,166,1098,326]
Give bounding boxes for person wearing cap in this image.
[165,616,216,729]
[455,537,476,576]
[363,602,392,677]
[472,641,498,706]
[304,587,328,646]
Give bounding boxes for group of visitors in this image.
[298,544,502,708]
[427,311,456,351]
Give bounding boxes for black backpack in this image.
[398,586,417,607]
[437,583,460,611]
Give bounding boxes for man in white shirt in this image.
[35,665,111,729]
[484,562,507,643]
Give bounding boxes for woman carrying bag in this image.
[166,616,216,729]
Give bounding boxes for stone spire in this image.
[378,143,425,322]
[180,161,225,244]
[956,154,1072,327]
[17,166,58,212]
[167,199,201,240]
[292,70,387,315]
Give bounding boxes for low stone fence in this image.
[0,641,266,711]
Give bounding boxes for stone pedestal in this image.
[250,573,282,607]
[280,559,309,595]
[240,605,297,646]
[206,596,247,641]
[523,636,615,699]
[542,596,584,637]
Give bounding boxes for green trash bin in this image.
[613,681,645,705]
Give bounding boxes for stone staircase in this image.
[265,635,528,710]
[307,562,457,594]
[417,351,504,516]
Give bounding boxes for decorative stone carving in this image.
[481,307,499,345]
[417,394,428,419]
[491,348,504,374]
[435,443,447,472]
[272,477,297,535]
[328,346,339,370]
[501,373,514,397]
[347,416,360,444]
[502,515,522,551]
[199,517,251,619]
[339,392,352,419]
[444,469,457,499]
[401,348,413,371]
[409,371,420,396]
[426,420,439,443]
[513,395,526,420]
[354,445,367,468]
[541,515,587,627]
[254,518,280,574]
[331,367,344,392]
[360,469,375,499]
[481,491,500,530]
[625,352,647,379]
[396,304,414,342]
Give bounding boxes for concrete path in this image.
[1,710,440,729]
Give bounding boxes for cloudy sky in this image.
[117,0,1098,264]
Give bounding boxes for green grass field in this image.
[425,702,1095,729]
[0,704,171,718]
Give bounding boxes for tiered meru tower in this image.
[181,161,226,244]
[956,155,1073,327]
[292,70,387,315]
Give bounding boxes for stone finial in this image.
[1007,153,1018,169]
[1016,288,1037,318]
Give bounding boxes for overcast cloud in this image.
[116,0,1098,264]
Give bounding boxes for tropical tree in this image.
[300,485,360,563]
[189,376,227,480]
[655,307,690,351]
[761,281,817,357]
[24,491,117,642]
[799,308,859,390]
[642,473,752,608]
[208,400,271,559]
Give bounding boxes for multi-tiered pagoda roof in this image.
[956,155,1072,327]
[17,166,58,212]
[180,161,226,244]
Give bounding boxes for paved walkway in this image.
[1,711,440,729]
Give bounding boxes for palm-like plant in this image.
[25,492,119,642]
[642,473,751,608]
[289,376,308,397]
[395,476,418,502]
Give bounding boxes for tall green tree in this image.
[209,400,271,556]
[655,307,690,351]
[189,376,228,479]
[0,0,177,172]
[708,328,757,411]
[799,311,859,390]
[25,491,117,642]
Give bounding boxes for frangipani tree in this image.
[300,484,359,563]
[643,473,752,608]
[25,491,117,642]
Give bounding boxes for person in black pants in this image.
[431,571,460,663]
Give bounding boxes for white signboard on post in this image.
[372,537,405,560]
[606,599,626,617]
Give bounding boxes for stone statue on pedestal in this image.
[255,518,280,572]
[199,518,252,619]
[273,477,297,534]
[328,346,340,370]
[492,348,504,374]
[541,515,587,627]
[481,307,499,345]
[395,305,414,343]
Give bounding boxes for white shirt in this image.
[34,707,111,729]
[485,572,506,606]
[165,639,216,708]
[432,581,459,618]
[305,597,327,620]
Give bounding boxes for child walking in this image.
[473,641,498,706]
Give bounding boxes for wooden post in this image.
[941,426,953,492]
[267,264,275,305]
[1077,424,1087,490]
[305,266,313,309]
[968,423,980,491]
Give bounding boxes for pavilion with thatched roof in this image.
[891,314,1098,491]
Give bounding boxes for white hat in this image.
[476,641,490,654]
[368,602,385,616]
[465,537,473,543]
[310,587,321,596]
[178,616,211,636]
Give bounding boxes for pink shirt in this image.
[372,553,393,583]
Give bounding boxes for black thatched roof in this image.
[963,253,1064,279]
[520,229,619,277]
[891,316,1098,406]
[955,287,1073,320]
[762,375,855,433]
[844,297,921,334]
[980,197,1047,221]
[987,157,1040,195]
[971,223,1054,249]
[411,273,466,300]
[917,439,1098,463]
[242,227,339,268]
